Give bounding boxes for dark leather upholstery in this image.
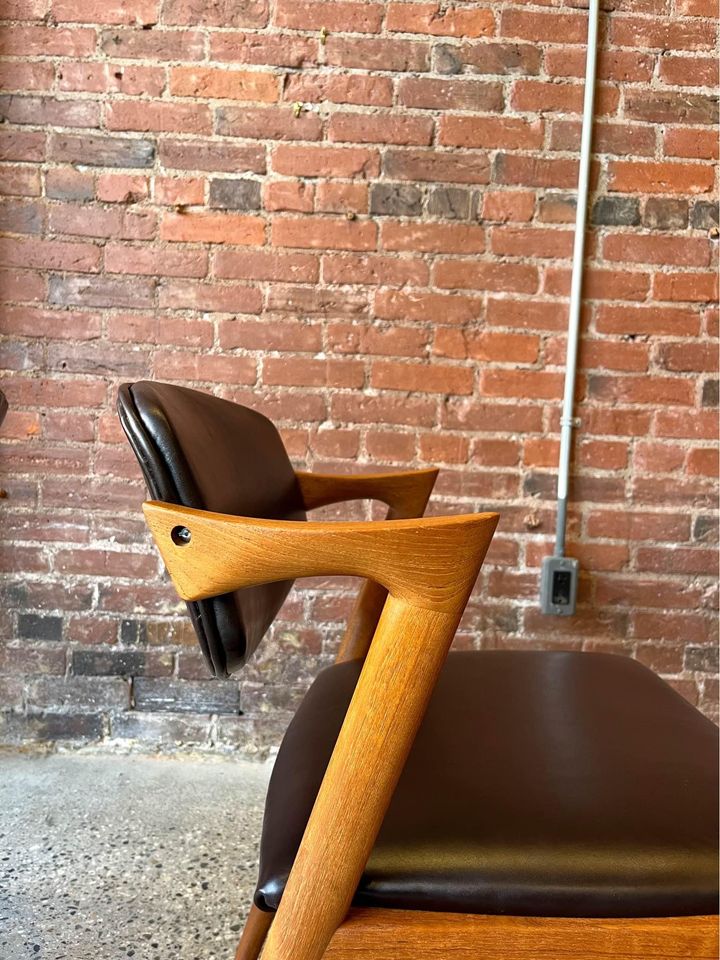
[117,381,306,677]
[256,650,719,918]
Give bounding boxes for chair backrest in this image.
[117,381,306,677]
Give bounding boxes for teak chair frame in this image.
[141,468,718,960]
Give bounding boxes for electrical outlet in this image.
[540,555,579,616]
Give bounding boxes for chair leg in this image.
[234,904,273,960]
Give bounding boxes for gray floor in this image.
[0,753,272,960]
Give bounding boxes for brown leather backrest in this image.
[117,381,306,677]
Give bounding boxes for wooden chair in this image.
[117,381,719,960]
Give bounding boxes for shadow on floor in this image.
[0,753,271,960]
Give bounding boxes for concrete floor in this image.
[0,753,272,960]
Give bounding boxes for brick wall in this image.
[0,0,717,754]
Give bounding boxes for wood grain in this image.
[296,468,438,664]
[142,502,497,614]
[295,468,438,515]
[234,904,272,960]
[323,909,720,959]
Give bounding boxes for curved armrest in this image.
[295,468,438,518]
[143,501,497,613]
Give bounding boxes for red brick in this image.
[159,139,265,174]
[482,369,563,400]
[472,438,521,467]
[272,217,376,251]
[636,546,717,575]
[545,267,651,302]
[322,254,428,286]
[374,289,482,325]
[387,3,494,38]
[659,55,717,87]
[105,242,208,278]
[655,410,719,441]
[216,106,322,141]
[486,298,565,331]
[491,226,573,259]
[96,174,149,204]
[654,272,718,303]
[0,167,40,197]
[273,145,379,179]
[440,115,542,150]
[328,114,433,146]
[275,0,383,31]
[100,27,205,60]
[153,177,205,206]
[602,234,711,268]
[157,280,262,313]
[213,249,318,282]
[219,319,322,353]
[52,0,158,24]
[163,0,267,26]
[325,37,429,72]
[545,47,654,83]
[434,259,539,293]
[315,182,368,215]
[419,434,470,464]
[327,322,429,358]
[264,180,314,213]
[625,90,717,125]
[58,62,165,96]
[266,284,368,318]
[481,190,535,223]
[466,331,540,364]
[611,16,715,50]
[160,212,264,244]
[687,448,720,477]
[381,221,485,254]
[589,374,695,406]
[366,430,416,461]
[0,61,54,92]
[596,304,702,337]
[284,73,393,107]
[500,9,589,43]
[398,78,503,112]
[550,120,656,157]
[372,361,473,395]
[154,352,257,385]
[495,154,579,189]
[264,358,364,388]
[210,32,316,67]
[170,66,278,101]
[0,237,101,273]
[664,127,718,161]
[609,161,714,195]
[106,100,211,135]
[512,81,619,117]
[49,204,156,241]
[2,306,102,341]
[0,25,96,56]
[658,341,717,372]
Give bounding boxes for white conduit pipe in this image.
[554,0,600,558]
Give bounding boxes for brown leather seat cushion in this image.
[255,650,719,918]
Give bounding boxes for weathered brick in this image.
[72,649,172,678]
[209,178,262,211]
[642,198,689,230]
[163,0,268,26]
[591,196,640,227]
[369,183,423,217]
[51,134,155,168]
[133,678,240,714]
[691,201,719,230]
[17,614,63,642]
